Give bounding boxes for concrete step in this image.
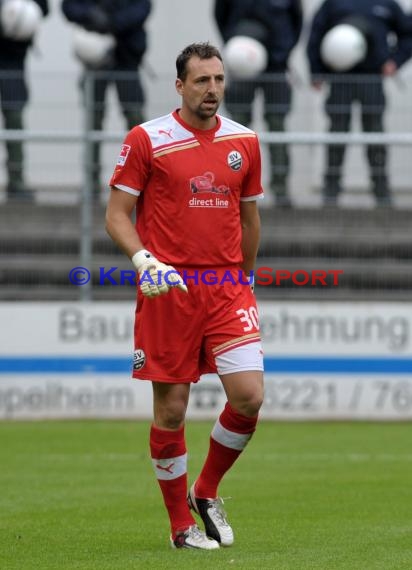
[1,203,411,301]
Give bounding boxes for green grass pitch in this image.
[1,420,412,569]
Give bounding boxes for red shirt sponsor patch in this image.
[117,144,131,166]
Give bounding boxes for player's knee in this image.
[154,403,186,429]
[244,394,264,417]
[233,390,264,418]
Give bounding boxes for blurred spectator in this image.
[0,0,49,201]
[307,0,412,207]
[215,0,303,208]
[61,0,151,199]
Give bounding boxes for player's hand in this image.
[132,250,188,298]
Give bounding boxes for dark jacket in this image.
[215,0,303,71]
[307,0,412,75]
[0,0,49,67]
[61,0,151,67]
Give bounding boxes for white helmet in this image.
[72,26,115,68]
[320,24,367,72]
[223,35,268,79]
[0,0,42,41]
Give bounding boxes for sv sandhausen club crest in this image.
[227,150,242,171]
[133,349,146,370]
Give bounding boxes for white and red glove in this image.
[132,249,188,298]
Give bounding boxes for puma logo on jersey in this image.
[158,128,173,139]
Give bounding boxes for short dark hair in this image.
[176,42,223,80]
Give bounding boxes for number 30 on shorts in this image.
[236,307,260,332]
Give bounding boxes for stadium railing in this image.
[0,70,411,301]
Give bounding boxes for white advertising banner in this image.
[1,302,412,420]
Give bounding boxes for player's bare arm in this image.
[106,187,187,297]
[240,200,261,276]
[106,187,143,258]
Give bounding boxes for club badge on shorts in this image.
[133,349,146,370]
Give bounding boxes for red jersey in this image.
[110,110,263,266]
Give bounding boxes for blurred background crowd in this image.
[1,0,412,209]
[2,0,412,303]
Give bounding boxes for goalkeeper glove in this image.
[132,249,188,298]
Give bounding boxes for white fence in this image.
[1,69,412,208]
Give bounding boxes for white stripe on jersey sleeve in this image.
[240,194,264,201]
[112,184,141,197]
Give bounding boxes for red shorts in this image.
[132,265,261,383]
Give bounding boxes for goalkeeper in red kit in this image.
[106,42,264,550]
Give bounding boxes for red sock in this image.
[150,424,195,537]
[194,402,258,499]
